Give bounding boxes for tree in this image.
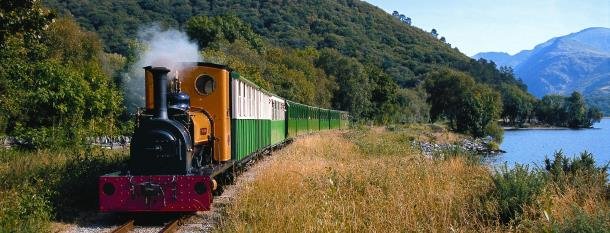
[465,84,502,138]
[586,107,603,126]
[535,95,567,126]
[499,84,535,125]
[534,92,600,128]
[45,0,529,110]
[0,0,54,45]
[405,17,412,26]
[396,14,412,25]
[424,68,503,140]
[424,68,475,124]
[41,0,533,126]
[317,48,372,119]
[395,87,429,123]
[440,37,446,43]
[565,92,587,128]
[430,28,438,38]
[367,67,399,123]
[186,15,264,51]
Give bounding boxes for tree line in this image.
[497,80,602,128]
[422,66,603,144]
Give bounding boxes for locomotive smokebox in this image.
[148,66,170,119]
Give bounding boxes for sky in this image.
[365,0,610,56]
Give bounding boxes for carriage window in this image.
[195,75,215,95]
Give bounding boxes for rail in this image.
[110,219,134,233]
[108,216,188,233]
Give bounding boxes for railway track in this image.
[109,219,134,233]
[109,215,188,233]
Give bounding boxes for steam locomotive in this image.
[99,63,348,212]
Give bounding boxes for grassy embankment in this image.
[216,125,609,232]
[0,147,128,232]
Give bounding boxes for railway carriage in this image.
[99,62,347,213]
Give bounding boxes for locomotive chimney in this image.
[148,66,170,120]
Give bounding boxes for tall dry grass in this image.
[216,126,609,232]
[216,127,501,232]
[520,171,610,231]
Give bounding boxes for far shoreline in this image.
[502,126,594,131]
[502,117,608,131]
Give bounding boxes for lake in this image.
[491,118,610,168]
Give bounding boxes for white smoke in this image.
[134,26,202,70]
[123,25,202,113]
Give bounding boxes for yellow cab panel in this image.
[190,111,211,144]
[178,63,231,162]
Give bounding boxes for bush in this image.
[491,164,547,224]
[544,151,608,190]
[485,122,504,143]
[0,185,51,233]
[552,208,610,233]
[487,141,500,151]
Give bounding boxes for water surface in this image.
[493,118,610,168]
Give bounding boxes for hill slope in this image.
[44,0,521,89]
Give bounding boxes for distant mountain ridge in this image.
[473,27,610,113]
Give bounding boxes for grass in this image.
[216,126,499,232]
[0,147,128,232]
[215,125,610,232]
[520,151,610,232]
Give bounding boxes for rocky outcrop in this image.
[411,137,504,158]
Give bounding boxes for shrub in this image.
[485,122,504,143]
[491,164,547,224]
[552,208,610,233]
[487,141,500,151]
[544,151,608,190]
[0,185,51,233]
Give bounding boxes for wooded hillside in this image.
[45,0,522,89]
[0,0,543,146]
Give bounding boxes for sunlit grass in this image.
[216,126,609,232]
[216,127,500,232]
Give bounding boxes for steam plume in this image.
[123,25,202,113]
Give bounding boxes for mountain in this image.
[473,51,532,69]
[474,27,610,108]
